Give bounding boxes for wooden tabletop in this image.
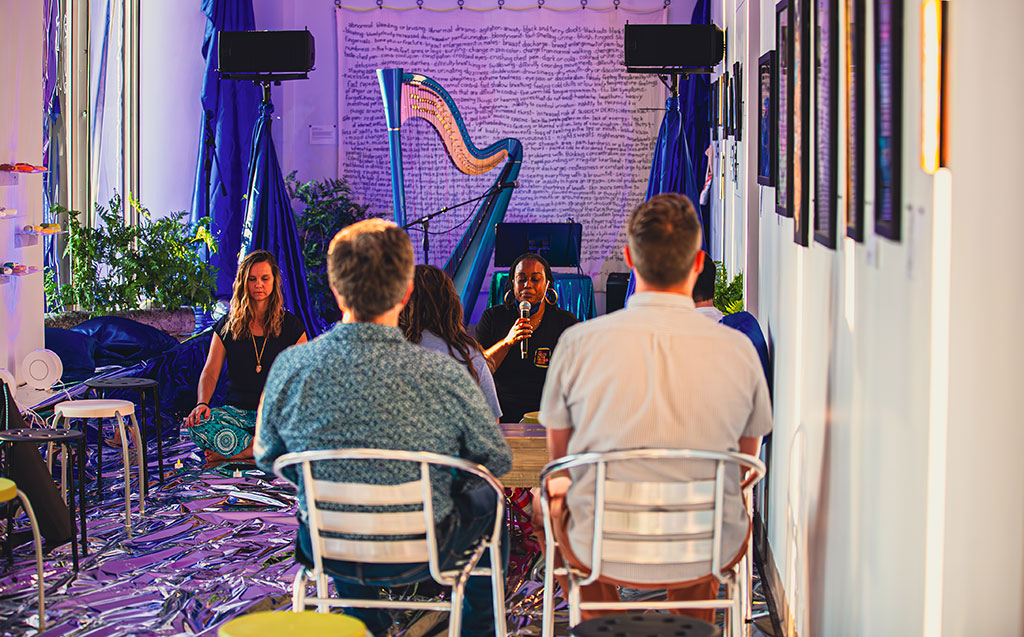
[499,422,547,488]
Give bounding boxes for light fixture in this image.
[921,0,946,174]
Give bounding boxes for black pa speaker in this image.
[218,30,315,76]
[605,273,630,314]
[624,24,725,69]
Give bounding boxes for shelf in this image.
[0,208,19,219]
[18,228,66,237]
[0,266,41,280]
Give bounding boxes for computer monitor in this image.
[493,222,583,267]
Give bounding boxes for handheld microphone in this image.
[495,180,519,190]
[519,300,531,359]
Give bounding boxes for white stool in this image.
[51,399,145,533]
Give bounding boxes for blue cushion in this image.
[70,316,179,367]
[720,311,772,397]
[44,327,98,373]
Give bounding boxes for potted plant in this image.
[44,193,217,335]
[286,171,371,324]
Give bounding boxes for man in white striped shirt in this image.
[535,193,773,624]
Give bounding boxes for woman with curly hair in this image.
[399,265,502,420]
[185,250,307,463]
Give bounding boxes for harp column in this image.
[377,68,407,228]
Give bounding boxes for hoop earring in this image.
[504,290,513,305]
[546,287,558,304]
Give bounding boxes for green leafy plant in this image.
[714,260,744,315]
[46,194,217,315]
[286,171,371,324]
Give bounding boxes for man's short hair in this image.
[692,251,716,303]
[328,219,414,321]
[626,193,703,288]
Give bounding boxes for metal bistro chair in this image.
[273,449,508,637]
[539,449,766,637]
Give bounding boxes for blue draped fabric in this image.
[239,101,323,338]
[190,0,261,300]
[720,311,772,398]
[626,0,711,299]
[42,0,62,305]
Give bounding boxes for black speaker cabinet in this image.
[219,30,315,76]
[605,273,630,314]
[624,24,725,69]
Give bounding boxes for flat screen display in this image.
[494,222,583,267]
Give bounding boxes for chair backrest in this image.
[273,448,505,585]
[541,448,765,586]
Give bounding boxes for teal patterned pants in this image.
[188,405,257,457]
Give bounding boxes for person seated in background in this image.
[183,250,307,465]
[533,193,773,623]
[255,219,512,636]
[399,264,502,421]
[692,251,724,322]
[476,253,577,422]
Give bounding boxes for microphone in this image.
[519,300,531,359]
[494,180,519,191]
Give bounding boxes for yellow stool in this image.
[521,411,540,424]
[0,478,45,630]
[218,611,368,637]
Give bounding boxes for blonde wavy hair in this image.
[225,250,284,339]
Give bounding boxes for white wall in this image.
[736,0,1024,634]
[0,0,45,385]
[139,0,206,218]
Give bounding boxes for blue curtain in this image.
[239,101,323,338]
[190,0,261,300]
[42,0,62,305]
[625,0,711,300]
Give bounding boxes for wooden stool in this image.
[218,611,369,637]
[52,399,145,533]
[0,477,45,630]
[84,377,165,489]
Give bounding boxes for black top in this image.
[476,302,578,422]
[214,311,305,411]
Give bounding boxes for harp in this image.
[378,68,523,322]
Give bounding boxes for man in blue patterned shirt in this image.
[255,219,513,635]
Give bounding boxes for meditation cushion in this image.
[44,327,99,381]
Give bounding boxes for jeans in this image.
[297,486,509,635]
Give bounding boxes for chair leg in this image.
[449,577,465,637]
[291,568,308,611]
[489,541,508,637]
[17,491,45,631]
[127,412,146,516]
[115,413,133,535]
[316,572,330,613]
[541,539,556,637]
[738,555,750,637]
[567,577,582,628]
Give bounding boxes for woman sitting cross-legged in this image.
[184,250,307,464]
[399,264,502,421]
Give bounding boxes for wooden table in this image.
[499,422,548,488]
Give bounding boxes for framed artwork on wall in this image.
[733,61,743,141]
[757,51,777,186]
[845,0,865,241]
[724,71,732,137]
[875,0,903,241]
[775,0,791,216]
[790,0,811,245]
[814,0,838,248]
[711,78,719,141]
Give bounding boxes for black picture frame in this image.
[757,51,777,186]
[845,0,865,241]
[710,78,719,141]
[733,61,743,141]
[790,0,811,246]
[723,71,732,137]
[813,0,838,248]
[775,0,791,216]
[874,0,903,241]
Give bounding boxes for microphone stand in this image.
[401,182,512,265]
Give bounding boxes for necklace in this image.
[252,332,269,373]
